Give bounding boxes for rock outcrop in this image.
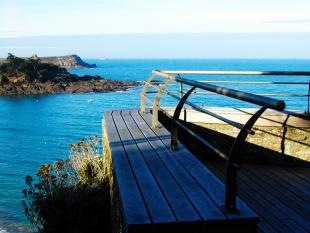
[40,55,96,68]
[0,54,137,95]
[0,75,137,95]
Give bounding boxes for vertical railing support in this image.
[140,74,156,113]
[179,82,183,99]
[178,75,188,121]
[171,87,196,150]
[152,79,172,128]
[307,80,310,114]
[225,106,267,213]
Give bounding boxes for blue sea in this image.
[0,59,309,233]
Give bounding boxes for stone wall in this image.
[102,120,126,233]
[197,123,310,162]
[162,107,310,163]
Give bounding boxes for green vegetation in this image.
[22,136,111,233]
[0,53,67,83]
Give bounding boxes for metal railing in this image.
[140,70,310,213]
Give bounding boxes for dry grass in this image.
[22,135,112,233]
[69,136,107,185]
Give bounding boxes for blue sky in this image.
[0,0,310,58]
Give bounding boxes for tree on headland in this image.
[0,73,9,84]
[28,54,40,73]
[0,53,67,83]
[6,53,26,74]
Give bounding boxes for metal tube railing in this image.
[164,90,255,134]
[152,70,286,111]
[147,78,310,104]
[140,69,310,214]
[160,70,310,76]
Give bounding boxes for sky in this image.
[0,0,310,58]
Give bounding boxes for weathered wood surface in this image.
[159,111,310,233]
[104,109,258,233]
[204,161,310,233]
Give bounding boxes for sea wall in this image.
[197,123,310,162]
[163,107,310,163]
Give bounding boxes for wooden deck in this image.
[205,160,310,233]
[158,110,310,233]
[104,109,258,233]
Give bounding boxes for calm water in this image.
[0,59,309,233]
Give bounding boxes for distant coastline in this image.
[0,54,137,95]
[40,54,97,68]
[0,54,96,69]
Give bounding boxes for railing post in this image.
[179,82,183,99]
[140,74,156,113]
[307,80,310,114]
[179,80,187,122]
[171,87,196,150]
[225,106,267,213]
[152,79,171,128]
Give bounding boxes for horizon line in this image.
[1,31,310,39]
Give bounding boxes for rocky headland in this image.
[0,54,137,95]
[0,54,96,69]
[40,54,97,68]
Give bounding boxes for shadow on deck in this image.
[158,110,310,233]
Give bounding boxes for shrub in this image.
[0,73,9,85]
[22,136,111,233]
[1,53,68,83]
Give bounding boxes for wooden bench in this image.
[103,109,259,233]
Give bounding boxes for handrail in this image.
[152,70,286,111]
[164,90,255,135]
[140,69,309,214]
[161,70,310,76]
[150,79,308,84]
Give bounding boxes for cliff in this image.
[0,54,96,69]
[40,55,96,68]
[0,54,137,95]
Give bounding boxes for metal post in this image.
[171,87,196,150]
[152,79,171,128]
[179,82,183,99]
[225,106,267,213]
[307,80,310,114]
[140,74,156,113]
[179,79,187,122]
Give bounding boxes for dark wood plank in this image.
[288,168,310,185]
[104,111,150,225]
[129,110,227,222]
[242,165,310,218]
[111,110,176,224]
[242,167,310,232]
[263,166,310,201]
[138,110,258,221]
[206,161,297,233]
[207,157,310,233]
[118,110,201,222]
[284,220,309,233]
[241,171,310,231]
[233,166,310,232]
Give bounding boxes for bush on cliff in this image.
[0,53,67,83]
[22,136,111,233]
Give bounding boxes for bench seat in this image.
[103,109,259,233]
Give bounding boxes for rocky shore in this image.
[0,75,137,95]
[0,54,137,95]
